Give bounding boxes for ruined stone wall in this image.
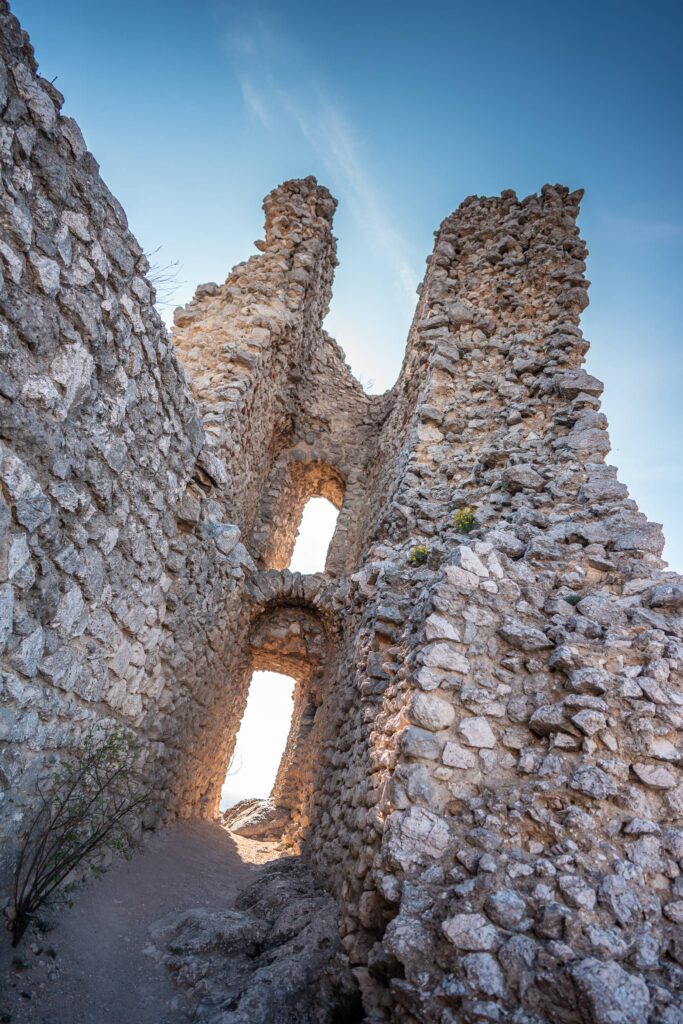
[167,176,390,833]
[277,186,683,1024]
[3,4,683,1021]
[329,188,683,1023]
[0,4,374,880]
[247,335,384,577]
[0,3,256,878]
[171,178,340,537]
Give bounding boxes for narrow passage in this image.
[0,821,280,1024]
[221,494,338,810]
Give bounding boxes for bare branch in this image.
[9,727,153,945]
[146,246,185,309]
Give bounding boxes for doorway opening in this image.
[289,496,339,574]
[220,670,295,811]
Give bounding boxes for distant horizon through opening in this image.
[220,670,296,811]
[288,496,339,574]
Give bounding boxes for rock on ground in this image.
[148,856,363,1024]
[222,798,290,841]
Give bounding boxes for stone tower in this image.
[1,3,683,1021]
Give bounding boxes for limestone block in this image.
[442,741,477,769]
[570,959,649,1024]
[442,913,501,952]
[458,716,496,749]
[400,727,443,761]
[409,693,455,731]
[422,641,470,674]
[9,627,44,677]
[384,808,450,873]
[632,763,677,790]
[498,619,553,651]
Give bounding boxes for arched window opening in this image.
[254,460,345,572]
[288,496,339,574]
[220,670,295,811]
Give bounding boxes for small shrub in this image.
[452,507,477,533]
[409,545,429,566]
[8,727,152,946]
[564,592,582,606]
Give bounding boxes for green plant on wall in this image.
[452,507,477,533]
[7,727,152,946]
[409,545,429,566]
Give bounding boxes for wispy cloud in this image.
[279,88,418,302]
[224,22,420,306]
[239,76,271,128]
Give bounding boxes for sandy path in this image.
[0,820,280,1024]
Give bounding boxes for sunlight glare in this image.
[288,496,339,574]
[220,670,295,810]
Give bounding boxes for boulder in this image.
[222,799,289,841]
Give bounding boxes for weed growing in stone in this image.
[8,728,152,946]
[564,593,582,606]
[452,507,477,533]
[409,545,429,566]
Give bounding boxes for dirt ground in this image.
[0,820,281,1024]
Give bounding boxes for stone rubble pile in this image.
[1,3,682,1021]
[148,857,361,1024]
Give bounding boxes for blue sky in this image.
[15,0,683,570]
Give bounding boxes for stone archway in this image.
[251,455,346,573]
[221,571,338,845]
[247,605,328,839]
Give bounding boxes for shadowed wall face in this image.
[0,3,251,856]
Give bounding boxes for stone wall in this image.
[336,186,683,1023]
[0,2,291,872]
[2,4,683,1021]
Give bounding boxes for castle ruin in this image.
[1,4,683,1021]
